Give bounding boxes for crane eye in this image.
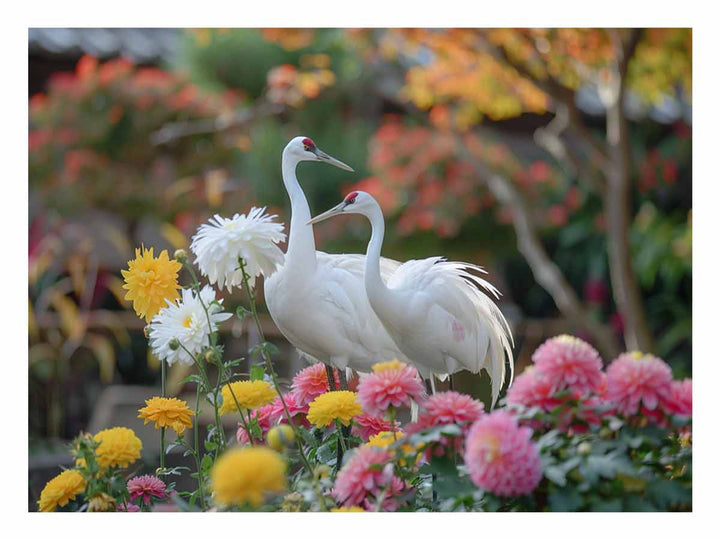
[344,191,359,204]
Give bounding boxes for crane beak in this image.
[314,148,354,172]
[307,202,347,225]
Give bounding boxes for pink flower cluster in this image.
[333,446,407,511]
[292,363,338,406]
[357,362,425,416]
[406,391,485,455]
[464,411,542,496]
[127,475,167,504]
[507,335,692,429]
[352,413,398,441]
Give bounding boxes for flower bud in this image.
[143,325,151,339]
[173,249,188,264]
[204,349,216,363]
[314,465,331,480]
[169,338,180,351]
[577,441,592,455]
[267,424,295,451]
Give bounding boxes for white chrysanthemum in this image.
[149,285,231,365]
[190,208,286,292]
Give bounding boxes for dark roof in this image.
[28,28,180,64]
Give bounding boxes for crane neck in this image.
[282,148,317,272]
[364,202,392,309]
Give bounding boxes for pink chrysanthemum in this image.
[357,362,425,416]
[352,413,398,441]
[464,411,542,496]
[267,391,311,428]
[663,378,692,417]
[333,446,407,511]
[532,335,603,394]
[606,352,673,417]
[117,502,140,512]
[506,367,565,411]
[127,475,167,504]
[292,364,339,406]
[236,402,275,444]
[420,391,485,427]
[405,392,484,457]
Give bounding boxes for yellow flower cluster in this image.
[37,469,86,512]
[219,380,276,415]
[366,430,419,466]
[307,391,363,428]
[211,447,287,507]
[88,492,117,512]
[94,427,143,469]
[138,396,194,435]
[372,359,407,373]
[121,246,182,322]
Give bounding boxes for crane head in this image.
[284,136,354,171]
[307,191,377,225]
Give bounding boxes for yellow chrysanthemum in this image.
[37,469,86,512]
[211,447,287,507]
[219,380,277,415]
[121,246,182,322]
[138,396,194,435]
[366,430,419,466]
[94,427,143,469]
[307,391,363,427]
[330,506,365,512]
[372,359,407,373]
[88,492,117,512]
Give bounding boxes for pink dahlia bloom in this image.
[268,391,310,428]
[352,413,397,441]
[357,363,425,416]
[663,378,692,417]
[406,391,485,456]
[606,352,673,417]
[506,367,565,411]
[127,475,167,504]
[334,446,407,511]
[420,391,485,426]
[236,402,275,444]
[464,411,542,497]
[292,363,339,406]
[532,335,603,394]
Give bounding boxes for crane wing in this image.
[388,257,514,405]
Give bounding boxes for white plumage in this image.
[308,190,514,404]
[264,137,410,373]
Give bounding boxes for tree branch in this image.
[150,101,285,146]
[479,33,610,170]
[460,136,620,360]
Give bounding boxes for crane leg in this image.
[326,364,337,391]
[337,369,348,390]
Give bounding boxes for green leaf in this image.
[201,453,214,474]
[544,465,567,487]
[250,364,266,381]
[548,488,583,511]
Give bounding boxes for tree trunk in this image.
[604,29,654,353]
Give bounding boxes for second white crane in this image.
[308,190,515,404]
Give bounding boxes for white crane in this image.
[308,190,515,405]
[264,137,410,382]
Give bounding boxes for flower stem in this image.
[160,358,166,472]
[237,258,315,476]
[336,420,348,453]
[193,383,207,510]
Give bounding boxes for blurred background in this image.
[28,28,691,508]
